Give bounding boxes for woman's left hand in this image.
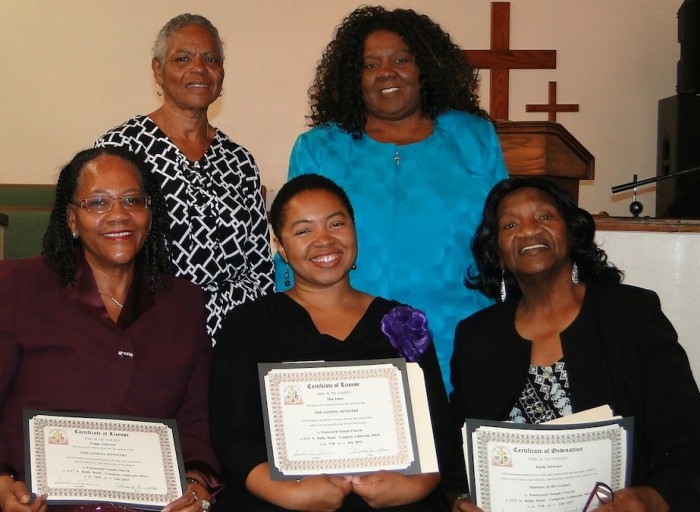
[348,471,439,508]
[162,474,212,512]
[589,486,669,512]
[451,494,484,512]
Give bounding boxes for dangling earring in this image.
[571,262,579,285]
[156,83,163,96]
[219,88,224,97]
[500,269,507,303]
[284,263,290,287]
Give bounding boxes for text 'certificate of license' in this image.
[464,418,633,512]
[259,359,421,480]
[25,411,185,509]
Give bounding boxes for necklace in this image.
[99,290,124,309]
[394,150,402,166]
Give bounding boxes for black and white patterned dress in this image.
[96,115,274,343]
[509,360,573,423]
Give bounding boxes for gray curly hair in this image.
[152,13,224,65]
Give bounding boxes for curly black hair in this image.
[269,173,355,242]
[43,146,174,292]
[309,5,489,138]
[466,177,623,300]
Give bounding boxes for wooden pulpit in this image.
[497,121,594,203]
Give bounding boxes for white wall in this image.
[0,0,681,216]
[596,229,700,382]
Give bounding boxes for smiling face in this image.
[67,155,151,274]
[496,187,573,280]
[275,189,357,290]
[360,30,422,123]
[152,23,224,112]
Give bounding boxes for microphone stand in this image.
[610,165,700,217]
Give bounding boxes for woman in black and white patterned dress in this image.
[96,14,274,343]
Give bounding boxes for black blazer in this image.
[450,283,700,511]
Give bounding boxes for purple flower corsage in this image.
[380,305,432,362]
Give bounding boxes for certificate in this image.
[24,411,185,509]
[463,417,633,512]
[258,358,438,480]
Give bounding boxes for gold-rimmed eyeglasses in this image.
[75,194,150,213]
[581,481,614,511]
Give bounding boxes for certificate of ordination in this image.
[463,417,633,512]
[24,411,185,509]
[259,358,438,480]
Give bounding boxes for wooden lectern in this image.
[496,121,594,204]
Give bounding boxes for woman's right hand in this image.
[247,464,351,512]
[0,476,47,512]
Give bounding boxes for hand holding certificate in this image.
[462,412,632,512]
[24,411,186,510]
[258,359,438,480]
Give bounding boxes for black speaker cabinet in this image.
[656,95,700,218]
[678,0,699,94]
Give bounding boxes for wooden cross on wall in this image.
[462,2,557,120]
[526,81,579,122]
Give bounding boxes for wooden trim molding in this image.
[594,214,700,233]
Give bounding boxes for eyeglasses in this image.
[581,481,614,511]
[75,194,150,213]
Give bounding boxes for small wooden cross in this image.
[526,81,579,122]
[462,2,557,120]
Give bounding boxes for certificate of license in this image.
[24,411,185,509]
[259,358,436,480]
[464,417,633,512]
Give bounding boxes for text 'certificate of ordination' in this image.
[25,411,185,509]
[259,358,434,480]
[464,417,633,512]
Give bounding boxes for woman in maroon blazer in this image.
[0,147,219,512]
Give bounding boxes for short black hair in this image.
[270,174,355,240]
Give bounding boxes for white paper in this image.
[463,418,630,512]
[544,405,617,425]
[27,414,183,508]
[260,360,437,479]
[406,363,438,473]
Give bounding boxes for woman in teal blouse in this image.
[279,6,507,388]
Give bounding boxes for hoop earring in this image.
[284,263,290,287]
[571,262,579,285]
[156,83,163,96]
[500,269,507,303]
[72,232,79,240]
[219,88,224,97]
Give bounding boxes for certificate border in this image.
[464,417,634,510]
[23,410,186,510]
[258,358,421,480]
